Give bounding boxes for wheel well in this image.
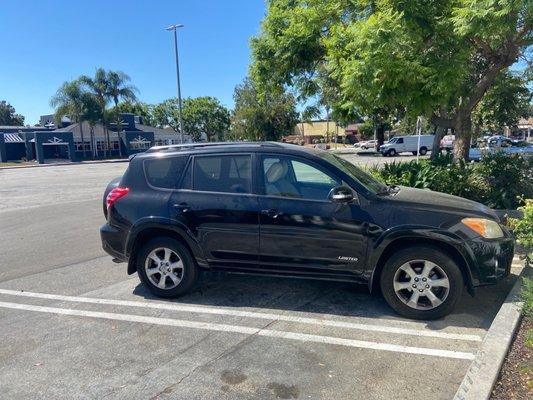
[371,237,473,294]
[127,228,194,275]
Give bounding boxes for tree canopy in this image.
[231,77,299,141]
[181,97,230,141]
[0,101,25,126]
[251,0,532,160]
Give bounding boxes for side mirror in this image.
[328,186,355,203]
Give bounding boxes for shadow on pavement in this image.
[131,269,518,332]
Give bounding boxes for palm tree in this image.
[80,69,138,157]
[80,69,111,157]
[50,80,88,158]
[107,71,138,157]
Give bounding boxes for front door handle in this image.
[261,209,282,219]
[173,203,190,214]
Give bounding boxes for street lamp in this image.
[166,23,185,143]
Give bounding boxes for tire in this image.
[380,246,463,320]
[361,146,367,150]
[388,149,397,157]
[136,236,198,298]
[419,147,427,155]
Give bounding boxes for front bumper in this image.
[466,236,514,286]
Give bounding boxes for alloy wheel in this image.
[144,247,184,290]
[393,259,450,310]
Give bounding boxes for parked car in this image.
[440,135,455,152]
[101,142,514,320]
[359,139,377,150]
[379,135,434,156]
[469,137,533,160]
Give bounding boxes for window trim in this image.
[190,152,256,195]
[258,153,346,202]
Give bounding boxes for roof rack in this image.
[145,141,283,153]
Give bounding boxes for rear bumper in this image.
[100,223,127,262]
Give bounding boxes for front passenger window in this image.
[262,156,340,201]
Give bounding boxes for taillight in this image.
[106,187,130,209]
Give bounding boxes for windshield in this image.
[388,138,398,144]
[318,152,389,194]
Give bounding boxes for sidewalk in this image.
[0,158,128,170]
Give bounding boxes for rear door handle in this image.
[173,203,190,213]
[261,209,282,219]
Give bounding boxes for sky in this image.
[0,0,266,125]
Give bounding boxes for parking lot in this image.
[0,161,521,399]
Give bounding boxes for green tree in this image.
[107,71,137,156]
[472,70,531,135]
[181,97,230,141]
[251,0,533,161]
[152,99,180,131]
[80,69,112,156]
[50,80,93,157]
[231,77,299,141]
[0,101,25,126]
[80,69,138,157]
[110,101,155,127]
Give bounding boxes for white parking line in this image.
[0,288,481,342]
[0,300,475,360]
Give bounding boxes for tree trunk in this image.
[79,118,86,159]
[453,111,472,162]
[115,102,123,158]
[430,125,446,160]
[376,123,385,148]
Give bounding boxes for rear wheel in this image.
[419,147,428,155]
[137,237,198,298]
[380,246,463,319]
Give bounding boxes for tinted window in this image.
[144,156,189,189]
[193,155,252,193]
[263,156,340,200]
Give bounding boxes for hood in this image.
[387,186,498,220]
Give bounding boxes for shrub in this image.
[370,154,532,209]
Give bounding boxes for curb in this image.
[0,159,128,170]
[454,259,530,400]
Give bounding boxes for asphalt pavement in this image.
[0,160,519,400]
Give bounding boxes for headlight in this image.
[462,218,504,239]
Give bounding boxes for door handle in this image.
[261,209,282,219]
[173,203,190,213]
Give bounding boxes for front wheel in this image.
[380,246,463,319]
[387,149,397,157]
[136,237,198,298]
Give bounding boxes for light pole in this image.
[166,23,184,143]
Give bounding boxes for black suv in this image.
[100,142,514,319]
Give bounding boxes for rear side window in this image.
[144,156,189,189]
[193,155,252,194]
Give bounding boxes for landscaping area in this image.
[370,153,533,210]
[492,200,533,398]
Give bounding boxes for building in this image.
[0,113,190,164]
[292,120,359,144]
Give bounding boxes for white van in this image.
[379,135,435,156]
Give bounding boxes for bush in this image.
[370,153,533,209]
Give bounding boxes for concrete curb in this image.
[0,158,128,170]
[454,258,530,400]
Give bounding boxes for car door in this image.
[169,153,260,268]
[258,154,369,278]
